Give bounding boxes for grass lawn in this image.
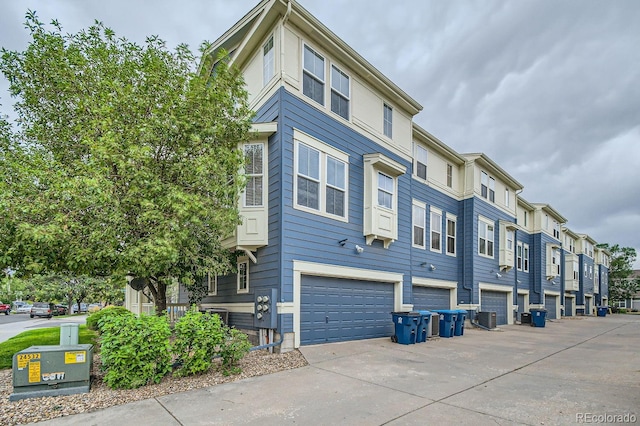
[0,326,98,369]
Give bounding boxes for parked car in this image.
[30,302,55,319]
[71,303,88,314]
[16,304,33,314]
[53,304,68,316]
[87,303,102,313]
[0,302,10,315]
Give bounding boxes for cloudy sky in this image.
[1,0,639,267]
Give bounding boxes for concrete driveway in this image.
[38,314,639,425]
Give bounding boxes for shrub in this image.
[219,327,252,375]
[618,308,628,314]
[99,313,172,389]
[172,307,225,377]
[86,306,134,333]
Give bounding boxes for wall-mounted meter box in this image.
[254,288,278,329]
[10,344,93,401]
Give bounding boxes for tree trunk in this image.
[148,277,167,316]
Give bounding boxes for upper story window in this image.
[415,144,427,180]
[330,65,350,120]
[303,45,324,105]
[584,261,588,277]
[383,103,393,138]
[524,211,528,227]
[506,229,514,252]
[412,203,426,248]
[589,265,593,279]
[263,36,274,86]
[553,220,560,239]
[377,172,394,209]
[446,214,456,256]
[523,243,529,272]
[517,242,523,270]
[480,171,495,202]
[244,143,264,207]
[505,188,510,208]
[545,214,549,230]
[573,260,579,280]
[294,132,348,221]
[446,164,453,188]
[237,258,249,294]
[430,208,442,252]
[478,217,495,258]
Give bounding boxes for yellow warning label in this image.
[28,361,41,383]
[16,353,41,370]
[64,351,86,364]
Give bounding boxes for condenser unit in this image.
[477,311,497,329]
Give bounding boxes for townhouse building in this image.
[125,0,610,350]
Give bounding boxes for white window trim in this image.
[207,273,217,296]
[302,43,325,106]
[263,35,275,87]
[446,163,453,188]
[243,143,265,208]
[446,213,457,257]
[414,143,428,181]
[517,241,523,271]
[383,103,393,139]
[478,216,495,258]
[430,206,442,253]
[523,243,530,272]
[330,63,350,121]
[237,258,249,294]
[293,130,349,222]
[412,200,426,249]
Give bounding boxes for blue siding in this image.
[514,230,533,304]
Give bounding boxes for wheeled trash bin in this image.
[415,310,431,343]
[434,310,458,338]
[391,312,420,344]
[530,308,547,327]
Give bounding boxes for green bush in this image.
[219,327,252,375]
[172,307,226,377]
[618,308,628,314]
[86,306,135,332]
[99,313,172,389]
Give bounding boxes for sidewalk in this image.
[34,314,640,425]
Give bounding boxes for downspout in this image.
[461,161,473,303]
[280,0,292,79]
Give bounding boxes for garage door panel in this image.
[565,297,573,316]
[412,286,451,310]
[481,290,508,325]
[301,276,394,345]
[545,295,557,319]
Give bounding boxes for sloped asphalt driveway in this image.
[38,314,639,425]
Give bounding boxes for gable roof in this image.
[462,153,524,191]
[202,0,423,116]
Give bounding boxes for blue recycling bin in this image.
[415,310,431,343]
[530,308,547,327]
[454,309,467,336]
[434,310,458,338]
[391,312,420,344]
[597,306,608,317]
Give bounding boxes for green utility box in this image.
[10,344,93,401]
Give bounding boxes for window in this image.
[244,144,264,207]
[506,230,514,252]
[489,177,495,202]
[553,220,560,239]
[330,65,349,120]
[383,103,393,138]
[303,45,324,105]
[552,248,560,275]
[505,188,510,207]
[378,172,394,209]
[573,260,579,280]
[478,218,494,258]
[523,244,529,272]
[589,265,593,279]
[412,203,425,248]
[237,259,249,293]
[415,144,427,180]
[517,242,523,270]
[430,209,442,252]
[295,135,348,220]
[480,172,495,202]
[446,215,456,256]
[207,274,217,296]
[263,36,274,86]
[524,211,528,227]
[297,143,320,210]
[545,214,549,230]
[584,262,588,277]
[446,164,453,188]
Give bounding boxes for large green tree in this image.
[0,12,253,314]
[597,243,640,303]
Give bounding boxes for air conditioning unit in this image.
[477,311,497,329]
